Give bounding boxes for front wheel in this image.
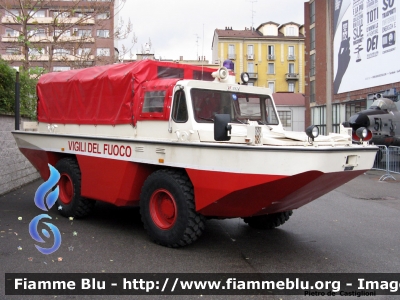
[243,211,293,230]
[140,169,205,247]
[55,157,95,218]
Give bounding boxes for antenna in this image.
[202,24,204,78]
[195,34,200,59]
[247,0,257,29]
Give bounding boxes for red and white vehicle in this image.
[13,60,377,247]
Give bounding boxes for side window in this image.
[172,90,188,123]
[142,91,166,113]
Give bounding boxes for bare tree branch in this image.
[0,0,137,71]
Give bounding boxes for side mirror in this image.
[214,114,232,141]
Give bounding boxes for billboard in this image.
[333,0,399,94]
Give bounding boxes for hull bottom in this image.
[18,147,367,218]
[191,169,366,217]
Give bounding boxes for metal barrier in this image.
[371,145,398,181]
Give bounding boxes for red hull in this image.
[190,169,365,217]
[18,148,366,217]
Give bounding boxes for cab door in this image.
[169,88,199,142]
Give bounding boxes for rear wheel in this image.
[55,157,95,218]
[140,169,205,247]
[243,211,293,230]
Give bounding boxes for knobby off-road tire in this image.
[243,211,293,230]
[140,169,206,247]
[55,157,95,218]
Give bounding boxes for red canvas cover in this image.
[37,60,217,125]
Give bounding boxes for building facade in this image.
[304,0,400,134]
[211,22,305,93]
[273,92,306,132]
[0,0,115,72]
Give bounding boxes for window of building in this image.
[311,106,326,135]
[5,29,19,37]
[268,45,275,59]
[268,81,275,93]
[32,10,45,18]
[6,47,20,55]
[53,66,71,72]
[97,48,110,56]
[310,53,315,77]
[29,29,46,37]
[228,44,235,59]
[345,100,366,121]
[288,82,295,92]
[77,48,91,56]
[332,103,341,133]
[53,11,71,18]
[286,26,296,36]
[288,46,295,60]
[29,67,45,75]
[310,80,315,103]
[96,12,110,19]
[310,27,315,50]
[77,29,92,37]
[53,48,70,56]
[6,10,19,16]
[288,63,295,74]
[268,63,275,74]
[76,12,88,18]
[247,45,253,54]
[266,26,275,35]
[247,62,254,73]
[97,30,109,38]
[278,111,292,127]
[310,1,315,24]
[247,44,254,59]
[29,48,44,55]
[55,29,71,37]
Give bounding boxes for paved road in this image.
[0,170,399,300]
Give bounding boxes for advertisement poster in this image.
[333,0,398,94]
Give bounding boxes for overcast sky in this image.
[117,0,305,61]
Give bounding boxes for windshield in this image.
[191,88,279,125]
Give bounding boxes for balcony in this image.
[248,73,258,79]
[1,34,94,43]
[287,55,296,61]
[227,53,236,60]
[1,54,95,62]
[267,54,275,60]
[285,73,299,80]
[1,16,95,25]
[1,35,20,42]
[1,54,24,61]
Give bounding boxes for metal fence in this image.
[371,145,400,181]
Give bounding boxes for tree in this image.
[0,58,38,119]
[0,0,136,71]
[0,58,15,113]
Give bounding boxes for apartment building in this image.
[304,0,400,134]
[211,22,305,93]
[0,0,115,72]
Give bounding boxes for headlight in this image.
[356,127,368,139]
[241,72,249,84]
[305,125,319,141]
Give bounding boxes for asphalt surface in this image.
[0,170,399,300]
